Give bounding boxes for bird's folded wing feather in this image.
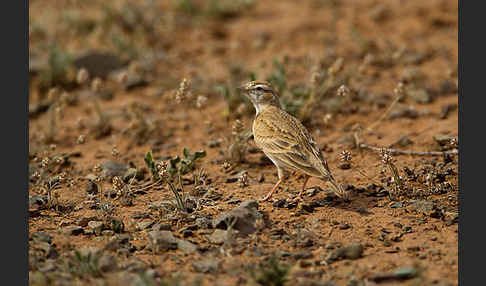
[253,108,333,178]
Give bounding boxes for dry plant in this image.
[227,119,251,164]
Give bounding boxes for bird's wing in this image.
[253,107,333,178]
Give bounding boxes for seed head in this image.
[41,157,50,168]
[380,148,394,164]
[337,84,350,97]
[112,176,124,191]
[55,156,65,165]
[222,161,232,172]
[111,146,120,158]
[155,161,168,179]
[58,171,67,182]
[393,82,405,97]
[323,113,333,125]
[76,68,89,85]
[449,138,458,149]
[93,163,103,173]
[77,135,86,144]
[91,77,103,92]
[175,78,192,103]
[340,150,352,162]
[238,172,249,187]
[32,171,41,181]
[196,95,208,109]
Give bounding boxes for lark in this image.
[238,81,349,202]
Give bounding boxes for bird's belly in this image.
[263,151,297,171]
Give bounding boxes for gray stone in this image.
[192,259,221,273]
[31,232,52,244]
[208,229,228,245]
[88,221,105,236]
[325,244,364,263]
[177,240,198,254]
[408,88,433,104]
[123,74,148,91]
[147,231,178,253]
[408,200,436,216]
[102,161,128,178]
[63,226,84,236]
[212,200,262,235]
[73,51,125,78]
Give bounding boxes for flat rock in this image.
[408,88,433,104]
[177,239,198,254]
[31,232,52,244]
[147,231,178,253]
[88,221,105,236]
[123,74,148,90]
[192,259,221,273]
[73,51,125,78]
[212,200,262,235]
[63,226,84,236]
[208,229,228,245]
[407,200,437,216]
[102,161,128,178]
[325,244,364,263]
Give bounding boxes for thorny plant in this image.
[216,64,256,117]
[299,57,350,124]
[30,146,74,210]
[227,119,251,164]
[61,250,102,280]
[144,149,207,213]
[39,45,73,91]
[248,255,290,286]
[43,88,72,143]
[266,58,309,117]
[90,79,113,139]
[75,69,113,139]
[122,101,163,145]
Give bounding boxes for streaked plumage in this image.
[238,81,349,201]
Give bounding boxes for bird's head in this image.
[237,81,281,114]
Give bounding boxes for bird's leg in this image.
[260,168,285,201]
[260,179,282,202]
[295,175,310,200]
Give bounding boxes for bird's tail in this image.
[327,176,350,201]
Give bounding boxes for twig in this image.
[359,143,458,156]
[365,93,402,133]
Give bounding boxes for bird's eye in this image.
[256,86,263,91]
